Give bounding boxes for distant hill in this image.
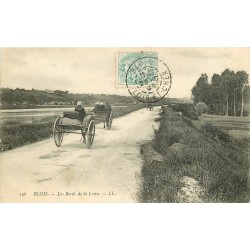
[0,88,191,109]
[0,88,136,108]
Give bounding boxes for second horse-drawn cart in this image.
[91,102,113,130]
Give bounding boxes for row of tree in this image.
[191,69,249,116]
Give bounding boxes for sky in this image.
[1,48,250,98]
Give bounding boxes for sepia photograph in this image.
[1,1,250,250]
[0,48,249,203]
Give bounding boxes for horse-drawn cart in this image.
[92,102,113,129]
[53,112,95,149]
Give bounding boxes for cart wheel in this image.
[53,117,64,147]
[107,112,113,130]
[86,120,95,149]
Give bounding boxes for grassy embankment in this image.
[139,105,249,203]
[0,104,145,151]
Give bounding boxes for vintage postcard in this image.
[0,48,249,202]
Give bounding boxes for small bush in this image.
[195,102,208,115]
[170,103,198,120]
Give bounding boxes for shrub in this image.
[195,102,208,115]
[170,103,199,120]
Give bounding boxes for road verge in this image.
[139,106,249,203]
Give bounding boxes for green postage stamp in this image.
[116,51,158,86]
[116,52,172,103]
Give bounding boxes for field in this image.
[194,114,250,142]
[0,104,145,151]
[196,114,250,131]
[139,106,250,203]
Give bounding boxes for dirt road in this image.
[0,107,160,202]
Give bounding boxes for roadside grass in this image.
[139,107,249,203]
[0,121,54,151]
[0,104,145,151]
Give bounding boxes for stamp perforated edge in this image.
[115,51,158,89]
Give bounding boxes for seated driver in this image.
[75,101,86,122]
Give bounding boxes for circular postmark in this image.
[125,57,172,103]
